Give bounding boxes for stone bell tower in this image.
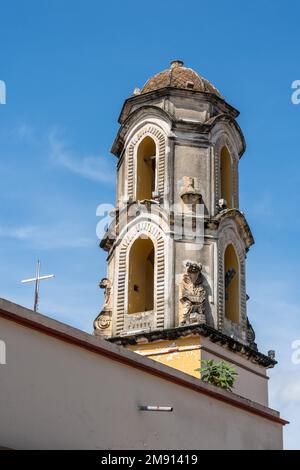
[94,61,275,404]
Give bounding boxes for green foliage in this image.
[195,359,238,391]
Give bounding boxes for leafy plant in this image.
[195,359,238,391]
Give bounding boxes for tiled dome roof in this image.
[141,60,222,97]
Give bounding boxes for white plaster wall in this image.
[0,316,283,450]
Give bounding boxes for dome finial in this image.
[170,59,184,69]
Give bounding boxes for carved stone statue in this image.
[179,261,206,325]
[246,318,257,351]
[93,278,112,336]
[99,278,111,306]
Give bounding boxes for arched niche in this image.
[220,146,233,209]
[136,136,156,200]
[128,236,155,314]
[224,243,240,323]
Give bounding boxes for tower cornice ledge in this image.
[213,209,255,251]
[111,105,173,157]
[170,114,245,156]
[207,114,246,157]
[118,87,239,125]
[108,323,276,369]
[111,105,245,159]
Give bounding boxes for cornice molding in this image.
[109,323,276,369]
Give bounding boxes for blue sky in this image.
[0,0,300,449]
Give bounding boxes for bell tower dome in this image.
[93,61,275,405]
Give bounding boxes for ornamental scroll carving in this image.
[93,278,112,337]
[179,261,207,326]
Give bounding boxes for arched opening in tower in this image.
[136,136,156,200]
[224,243,240,323]
[220,146,233,209]
[128,236,155,314]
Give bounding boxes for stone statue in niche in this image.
[93,278,112,336]
[179,261,206,325]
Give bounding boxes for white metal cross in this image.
[21,260,55,312]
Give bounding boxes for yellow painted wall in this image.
[127,336,201,378]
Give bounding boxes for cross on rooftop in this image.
[21,260,55,312]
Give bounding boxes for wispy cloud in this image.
[0,224,95,249]
[49,133,114,183]
[0,226,36,240]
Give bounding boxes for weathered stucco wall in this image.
[128,337,202,379]
[0,301,285,450]
[128,335,269,406]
